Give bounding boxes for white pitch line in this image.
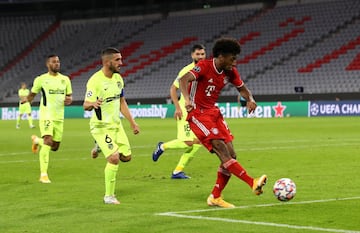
[158,196,360,214]
[156,196,360,233]
[159,213,360,233]
[0,141,358,158]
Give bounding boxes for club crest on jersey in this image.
[117,81,123,89]
[86,90,93,97]
[211,127,219,135]
[108,143,113,150]
[193,66,201,73]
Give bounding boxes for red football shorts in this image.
[186,107,234,152]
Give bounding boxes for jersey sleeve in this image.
[189,60,207,80]
[66,77,73,95]
[31,76,42,94]
[230,67,244,88]
[85,77,98,102]
[172,77,179,89]
[173,67,185,88]
[119,75,125,97]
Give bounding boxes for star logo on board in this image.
[272,101,286,117]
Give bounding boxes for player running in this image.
[152,44,205,179]
[28,54,73,184]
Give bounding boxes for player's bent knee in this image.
[119,154,131,162]
[107,153,120,165]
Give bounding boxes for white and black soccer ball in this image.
[273,178,296,202]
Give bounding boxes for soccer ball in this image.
[273,178,296,202]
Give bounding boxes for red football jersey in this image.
[188,58,244,109]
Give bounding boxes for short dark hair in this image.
[212,38,241,57]
[191,44,206,53]
[101,47,120,57]
[46,54,58,61]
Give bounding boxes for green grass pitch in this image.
[0,117,359,233]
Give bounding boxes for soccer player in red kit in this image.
[179,37,267,208]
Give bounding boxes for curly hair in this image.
[212,37,241,57]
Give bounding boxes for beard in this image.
[50,67,60,73]
[109,63,120,73]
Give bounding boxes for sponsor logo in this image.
[105,94,121,103]
[272,102,287,117]
[310,101,360,116]
[83,104,168,119]
[219,102,273,118]
[49,89,65,94]
[129,105,168,119]
[1,107,39,120]
[310,103,319,115]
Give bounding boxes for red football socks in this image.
[223,159,253,187]
[211,167,231,198]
